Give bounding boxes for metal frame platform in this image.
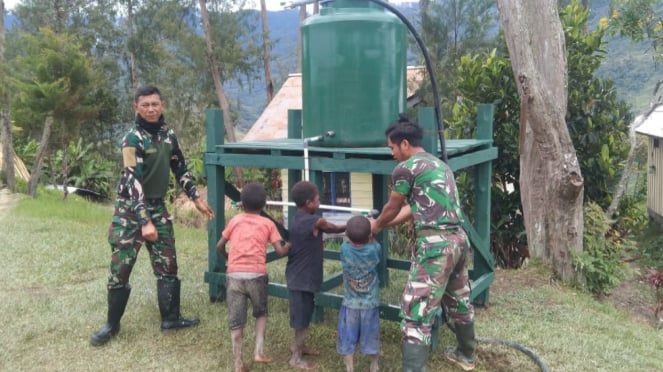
[203,105,497,329]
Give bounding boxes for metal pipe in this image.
[233,200,379,217]
[303,131,334,181]
[280,0,319,9]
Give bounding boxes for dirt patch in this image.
[603,271,662,327]
[490,263,662,328]
[0,187,20,220]
[490,265,553,293]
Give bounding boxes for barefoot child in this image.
[287,181,346,370]
[216,183,291,372]
[337,215,381,372]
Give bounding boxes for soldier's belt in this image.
[416,227,460,238]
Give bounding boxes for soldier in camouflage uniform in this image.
[90,86,215,346]
[371,114,475,371]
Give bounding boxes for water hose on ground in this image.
[476,336,550,372]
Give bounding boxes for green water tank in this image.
[301,0,407,147]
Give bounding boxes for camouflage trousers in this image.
[106,198,178,289]
[400,229,474,345]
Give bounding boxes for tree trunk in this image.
[60,140,69,200]
[28,114,54,197]
[1,111,15,191]
[199,0,243,185]
[199,0,237,143]
[1,0,16,192]
[497,0,584,281]
[127,0,137,93]
[259,0,274,103]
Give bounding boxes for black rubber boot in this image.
[157,278,199,331]
[445,321,476,371]
[456,322,475,360]
[90,286,131,346]
[402,342,429,372]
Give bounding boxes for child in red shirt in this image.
[217,183,290,372]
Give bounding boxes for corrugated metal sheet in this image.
[647,137,663,217]
[635,105,663,138]
[243,66,426,141]
[636,104,663,218]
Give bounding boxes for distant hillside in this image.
[588,0,661,113]
[226,9,300,132]
[240,1,660,130]
[3,1,658,130]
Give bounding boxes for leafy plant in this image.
[571,202,632,296]
[46,138,116,197]
[388,220,415,258]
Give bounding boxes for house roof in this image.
[243,66,427,141]
[635,104,663,138]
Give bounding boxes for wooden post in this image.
[372,173,390,288]
[471,103,495,306]
[204,109,226,301]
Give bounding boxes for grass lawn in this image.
[1,190,662,371]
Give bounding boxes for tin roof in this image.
[634,104,663,138]
[243,66,427,141]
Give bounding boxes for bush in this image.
[571,202,632,296]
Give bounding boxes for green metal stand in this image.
[203,105,497,340]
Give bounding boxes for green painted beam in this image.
[468,272,495,302]
[387,258,411,271]
[447,148,498,172]
[323,250,341,260]
[319,272,344,292]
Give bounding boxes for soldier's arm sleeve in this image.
[120,133,150,225]
[169,130,200,201]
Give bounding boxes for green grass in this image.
[1,191,663,371]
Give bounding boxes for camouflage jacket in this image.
[392,151,463,231]
[116,120,199,225]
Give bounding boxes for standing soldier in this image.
[90,85,215,346]
[371,114,475,371]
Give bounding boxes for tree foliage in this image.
[415,0,500,119]
[3,0,263,195]
[607,0,663,64]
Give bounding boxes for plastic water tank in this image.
[301,0,407,147]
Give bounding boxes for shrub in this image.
[571,202,632,296]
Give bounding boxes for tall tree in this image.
[1,0,16,192]
[416,0,499,120]
[199,0,238,142]
[259,0,274,103]
[120,0,138,92]
[10,28,97,197]
[496,0,584,280]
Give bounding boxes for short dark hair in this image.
[135,86,162,103]
[385,113,423,147]
[240,183,266,212]
[291,181,318,208]
[346,215,371,245]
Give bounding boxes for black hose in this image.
[476,336,550,372]
[365,0,448,163]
